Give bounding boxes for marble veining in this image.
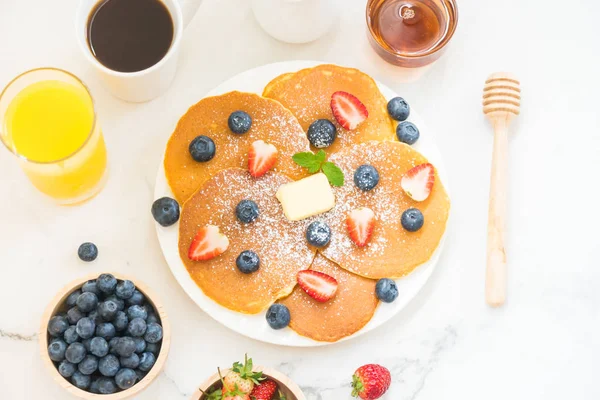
[2,0,600,399]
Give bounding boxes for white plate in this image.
[154,61,449,347]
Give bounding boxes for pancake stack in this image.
[163,64,450,342]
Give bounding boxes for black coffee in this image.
[87,0,174,73]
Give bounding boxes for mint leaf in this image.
[321,162,344,187]
[307,163,321,174]
[315,149,327,164]
[293,151,322,173]
[292,152,317,167]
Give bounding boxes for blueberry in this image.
[58,360,76,378]
[133,337,147,354]
[82,338,92,352]
[97,377,118,394]
[96,322,116,340]
[189,135,216,162]
[144,323,163,344]
[65,342,87,364]
[115,368,138,390]
[375,278,399,303]
[87,310,102,325]
[89,378,101,394]
[48,315,69,337]
[228,111,252,134]
[105,295,125,311]
[120,353,140,369]
[138,352,156,372]
[78,355,98,375]
[127,305,148,320]
[235,199,259,224]
[81,280,100,296]
[396,121,420,145]
[127,318,147,337]
[97,274,117,294]
[307,119,337,148]
[151,197,180,227]
[108,337,120,355]
[76,292,98,313]
[98,301,119,321]
[236,250,260,274]
[266,304,290,330]
[76,317,96,339]
[113,311,129,331]
[135,368,147,381]
[305,221,331,247]
[64,326,79,344]
[66,290,82,308]
[71,371,91,390]
[78,242,98,262]
[67,307,85,325]
[98,354,120,377]
[145,343,160,355]
[387,97,410,121]
[48,340,67,362]
[115,337,136,357]
[401,208,424,232]
[90,336,109,357]
[354,164,380,191]
[146,312,159,325]
[126,290,145,306]
[115,280,136,299]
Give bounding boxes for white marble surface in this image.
[1,0,599,399]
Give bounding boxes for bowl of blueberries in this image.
[40,273,170,399]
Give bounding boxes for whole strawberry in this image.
[250,379,278,400]
[351,364,391,400]
[223,354,264,395]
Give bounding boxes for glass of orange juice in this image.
[0,68,107,205]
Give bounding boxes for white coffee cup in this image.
[75,0,200,103]
[251,0,341,44]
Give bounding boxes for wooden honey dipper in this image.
[482,72,521,307]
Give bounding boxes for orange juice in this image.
[1,69,107,203]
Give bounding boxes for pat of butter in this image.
[276,173,335,221]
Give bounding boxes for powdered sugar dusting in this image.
[164,91,310,203]
[178,169,316,313]
[317,141,450,279]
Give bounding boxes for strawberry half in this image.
[250,379,278,400]
[297,270,338,302]
[188,225,229,261]
[346,208,375,247]
[248,140,278,178]
[401,163,435,202]
[330,91,369,130]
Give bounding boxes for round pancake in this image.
[278,254,378,342]
[164,91,310,203]
[262,72,294,98]
[319,141,450,279]
[178,169,317,314]
[263,64,396,155]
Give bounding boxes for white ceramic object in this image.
[251,0,341,43]
[75,0,201,103]
[153,61,450,347]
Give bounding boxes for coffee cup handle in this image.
[177,0,203,28]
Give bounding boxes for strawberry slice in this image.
[346,207,375,247]
[188,225,229,261]
[248,140,278,178]
[297,270,338,302]
[401,163,435,202]
[330,91,368,130]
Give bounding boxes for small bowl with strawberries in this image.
[191,355,305,400]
